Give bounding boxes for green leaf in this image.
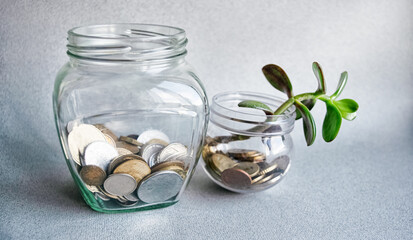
[331,71,348,99]
[238,100,274,115]
[334,99,359,121]
[322,101,342,142]
[312,62,326,94]
[295,99,316,120]
[262,64,294,98]
[294,100,316,146]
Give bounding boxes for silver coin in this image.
[67,124,106,165]
[103,173,137,197]
[123,193,139,202]
[83,141,119,171]
[95,192,111,201]
[137,130,170,144]
[116,199,139,207]
[157,143,187,163]
[137,170,183,203]
[66,120,79,134]
[141,143,165,166]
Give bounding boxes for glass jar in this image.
[53,24,209,212]
[202,92,295,193]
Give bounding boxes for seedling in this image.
[238,62,359,146]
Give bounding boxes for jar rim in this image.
[68,23,186,41]
[212,91,296,119]
[210,91,296,136]
[67,23,188,62]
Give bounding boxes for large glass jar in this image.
[53,24,209,212]
[202,92,295,193]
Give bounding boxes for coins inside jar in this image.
[202,136,290,190]
[65,123,191,207]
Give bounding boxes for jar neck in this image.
[67,24,187,65]
[210,92,296,136]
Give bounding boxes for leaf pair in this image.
[321,72,358,142]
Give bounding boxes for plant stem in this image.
[273,92,320,115]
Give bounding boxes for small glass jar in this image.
[202,92,295,193]
[53,24,209,212]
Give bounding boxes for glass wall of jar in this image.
[202,92,295,193]
[53,24,209,212]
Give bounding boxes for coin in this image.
[103,173,137,196]
[255,172,282,184]
[113,159,151,183]
[116,147,134,156]
[151,160,185,173]
[157,143,187,163]
[94,124,118,141]
[80,165,106,186]
[234,162,260,177]
[66,120,79,134]
[119,136,143,146]
[258,162,278,176]
[103,134,117,147]
[137,170,183,203]
[211,153,236,173]
[137,130,170,144]
[146,138,169,147]
[221,168,252,188]
[95,192,111,201]
[83,141,119,171]
[108,154,145,174]
[68,124,106,165]
[124,193,139,202]
[228,149,265,162]
[97,186,122,200]
[116,199,139,207]
[141,143,165,166]
[116,140,140,154]
[127,134,139,139]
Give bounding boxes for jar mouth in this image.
[210,91,296,136]
[67,23,187,62]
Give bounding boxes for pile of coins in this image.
[67,123,189,206]
[202,136,290,189]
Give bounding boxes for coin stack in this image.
[202,136,290,189]
[67,123,189,206]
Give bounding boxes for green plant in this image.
[238,62,359,146]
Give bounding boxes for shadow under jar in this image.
[202,92,295,193]
[53,24,209,212]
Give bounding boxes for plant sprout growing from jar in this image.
[238,62,359,146]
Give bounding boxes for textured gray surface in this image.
[1,0,413,239]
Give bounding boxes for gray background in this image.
[1,0,412,239]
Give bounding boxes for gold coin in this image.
[113,159,151,183]
[227,149,265,162]
[119,136,143,146]
[151,160,185,173]
[234,162,260,177]
[108,154,145,174]
[103,134,116,147]
[255,172,282,184]
[80,165,106,186]
[221,168,252,188]
[116,147,134,156]
[211,153,236,173]
[94,124,118,141]
[258,162,278,176]
[116,141,140,154]
[251,174,265,184]
[146,138,169,146]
